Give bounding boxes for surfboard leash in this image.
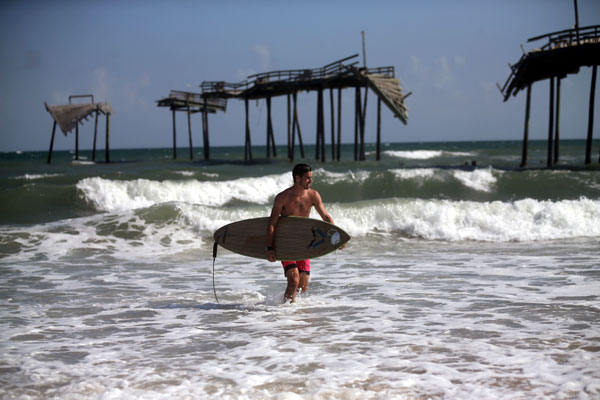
[212,241,219,303]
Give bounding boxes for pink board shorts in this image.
[282,260,310,276]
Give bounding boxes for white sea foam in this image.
[391,167,498,192]
[328,197,600,241]
[452,167,499,192]
[384,150,475,159]
[76,173,291,212]
[316,168,371,184]
[71,173,600,244]
[11,173,63,180]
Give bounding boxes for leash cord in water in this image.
[212,242,219,303]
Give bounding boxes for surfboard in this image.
[213,216,350,261]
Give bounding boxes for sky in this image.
[1,0,599,152]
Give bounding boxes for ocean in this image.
[1,140,599,399]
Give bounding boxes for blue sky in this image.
[1,0,598,152]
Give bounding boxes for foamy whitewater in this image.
[1,141,599,399]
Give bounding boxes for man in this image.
[266,163,337,303]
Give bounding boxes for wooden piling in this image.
[92,110,99,162]
[266,96,276,158]
[330,89,335,161]
[315,89,324,161]
[354,88,360,161]
[105,113,110,163]
[547,77,555,168]
[287,94,292,160]
[187,105,193,160]
[47,121,57,164]
[554,78,561,164]
[521,84,532,168]
[360,88,367,161]
[293,92,305,159]
[337,88,342,161]
[203,98,210,160]
[245,99,252,161]
[376,98,382,161]
[172,109,177,159]
[75,122,79,161]
[585,65,597,164]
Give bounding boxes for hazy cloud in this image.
[93,67,109,102]
[253,43,272,71]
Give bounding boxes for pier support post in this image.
[266,96,276,158]
[287,94,292,160]
[105,113,110,163]
[554,78,561,164]
[547,77,555,168]
[47,121,57,164]
[293,92,305,159]
[586,65,597,165]
[172,109,177,159]
[245,99,253,161]
[92,110,98,162]
[75,122,79,161]
[521,84,532,168]
[203,98,210,161]
[361,88,367,161]
[187,104,193,160]
[354,87,360,161]
[376,98,382,161]
[316,89,325,161]
[337,88,342,161]
[330,89,335,161]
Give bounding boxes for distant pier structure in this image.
[45,94,112,164]
[499,18,600,167]
[157,90,227,160]
[160,52,409,162]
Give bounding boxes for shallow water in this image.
[1,141,599,399]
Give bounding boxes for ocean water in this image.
[1,140,599,399]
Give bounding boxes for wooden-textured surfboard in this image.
[213,216,350,261]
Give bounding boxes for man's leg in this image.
[284,266,299,303]
[298,271,310,293]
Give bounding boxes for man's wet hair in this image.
[292,163,312,182]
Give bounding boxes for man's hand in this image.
[267,249,276,262]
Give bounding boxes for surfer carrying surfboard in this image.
[266,163,340,303]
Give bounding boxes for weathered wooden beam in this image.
[360,88,367,161]
[354,87,359,161]
[75,122,79,161]
[521,84,532,168]
[376,97,382,161]
[172,109,177,159]
[315,89,323,161]
[92,111,99,162]
[547,77,555,168]
[47,121,57,164]
[554,78,561,164]
[245,99,252,161]
[105,113,110,163]
[337,88,342,161]
[287,94,292,160]
[293,92,305,159]
[203,97,210,160]
[266,96,276,158]
[330,88,335,161]
[585,65,597,164]
[187,104,193,160]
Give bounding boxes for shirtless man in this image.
[266,164,336,303]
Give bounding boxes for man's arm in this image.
[266,194,284,262]
[311,190,333,224]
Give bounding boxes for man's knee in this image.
[286,268,300,286]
